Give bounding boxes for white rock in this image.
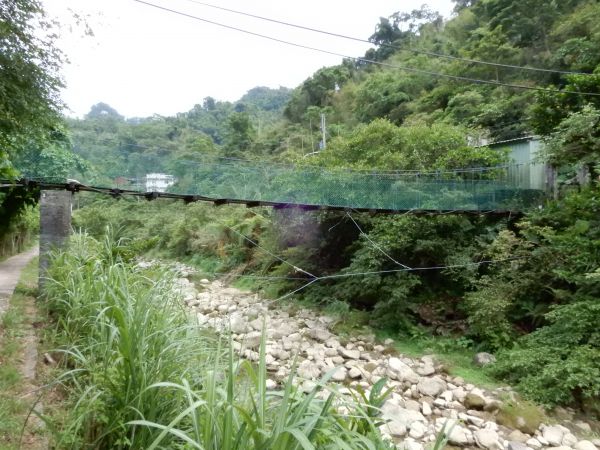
[447,424,472,446]
[422,402,432,416]
[405,400,421,411]
[574,442,598,450]
[507,442,529,450]
[382,402,426,429]
[452,387,467,402]
[409,421,428,439]
[339,347,361,360]
[543,426,565,447]
[324,347,337,357]
[297,360,321,380]
[473,352,497,367]
[474,429,502,450]
[433,398,447,408]
[380,420,407,437]
[196,313,209,325]
[287,332,302,342]
[329,355,343,365]
[243,331,262,349]
[563,435,578,447]
[417,376,447,397]
[537,435,549,446]
[388,357,420,383]
[508,430,531,443]
[348,367,362,379]
[401,438,424,450]
[300,380,317,393]
[265,379,277,390]
[417,364,436,376]
[458,412,484,427]
[229,315,248,333]
[526,438,542,449]
[308,328,332,342]
[440,390,453,402]
[331,367,347,381]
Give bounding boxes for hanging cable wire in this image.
[317,256,526,280]
[131,0,600,97]
[217,220,318,279]
[346,212,412,269]
[179,0,592,77]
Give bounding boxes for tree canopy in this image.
[0,0,65,176]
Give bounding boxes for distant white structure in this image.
[145,173,176,193]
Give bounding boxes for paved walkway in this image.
[0,246,39,316]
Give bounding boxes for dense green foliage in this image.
[0,0,84,255]
[483,187,600,410]
[44,233,392,449]
[0,0,63,169]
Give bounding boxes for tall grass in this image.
[43,231,393,449]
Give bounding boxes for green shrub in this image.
[484,186,600,408]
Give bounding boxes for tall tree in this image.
[0,0,65,176]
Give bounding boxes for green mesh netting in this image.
[17,154,545,211]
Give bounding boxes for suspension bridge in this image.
[4,151,551,214]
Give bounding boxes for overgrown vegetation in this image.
[42,232,392,449]
[0,257,45,449]
[4,0,600,415]
[0,204,38,260]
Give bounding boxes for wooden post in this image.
[545,164,558,200]
[39,190,72,289]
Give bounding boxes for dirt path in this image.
[0,246,47,449]
[0,246,39,317]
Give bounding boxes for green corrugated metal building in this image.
[489,136,547,190]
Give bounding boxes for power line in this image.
[346,212,411,269]
[180,0,592,77]
[131,0,600,97]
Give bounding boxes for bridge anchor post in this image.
[39,190,72,290]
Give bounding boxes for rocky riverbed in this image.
[168,265,599,450]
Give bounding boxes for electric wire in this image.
[216,219,318,279]
[180,0,592,76]
[316,256,526,280]
[346,212,412,269]
[131,0,600,97]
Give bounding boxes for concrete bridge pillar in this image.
[39,190,72,289]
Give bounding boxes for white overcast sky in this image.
[42,0,455,118]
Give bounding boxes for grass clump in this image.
[383,333,501,389]
[0,291,28,448]
[43,231,212,449]
[43,231,392,449]
[496,397,547,435]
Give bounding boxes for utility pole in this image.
[320,113,327,150]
